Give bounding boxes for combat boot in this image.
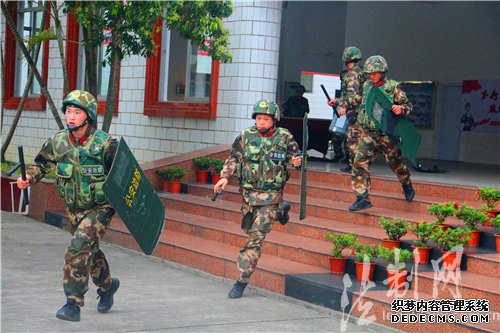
[97,278,120,313]
[228,281,247,299]
[278,202,291,225]
[348,197,372,211]
[402,182,415,202]
[340,165,352,173]
[56,299,80,322]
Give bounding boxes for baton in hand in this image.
[6,145,30,205]
[320,84,340,118]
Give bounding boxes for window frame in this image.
[65,11,119,115]
[143,20,219,120]
[4,2,50,111]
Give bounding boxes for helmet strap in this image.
[66,117,89,131]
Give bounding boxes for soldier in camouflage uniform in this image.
[17,90,120,321]
[213,99,302,299]
[328,46,366,171]
[349,56,416,211]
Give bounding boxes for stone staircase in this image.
[102,166,499,332]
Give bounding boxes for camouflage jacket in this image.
[220,126,300,206]
[338,64,366,120]
[358,78,413,130]
[27,127,118,210]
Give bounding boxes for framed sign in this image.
[400,81,437,129]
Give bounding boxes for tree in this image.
[65,0,233,132]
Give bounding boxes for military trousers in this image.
[352,129,411,199]
[345,123,362,166]
[237,202,281,283]
[64,205,115,306]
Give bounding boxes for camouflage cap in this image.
[252,99,280,122]
[363,55,388,73]
[342,46,362,63]
[61,90,97,122]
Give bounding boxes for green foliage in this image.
[490,215,500,230]
[427,202,458,224]
[411,221,436,248]
[476,187,500,210]
[27,27,56,50]
[211,159,225,173]
[379,217,410,241]
[1,160,18,174]
[455,204,489,230]
[325,232,358,258]
[193,157,212,171]
[377,246,413,271]
[155,166,186,181]
[430,227,470,252]
[353,243,377,263]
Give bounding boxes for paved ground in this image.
[1,212,399,333]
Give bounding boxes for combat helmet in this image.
[363,55,388,73]
[252,99,280,122]
[61,90,97,122]
[342,46,362,63]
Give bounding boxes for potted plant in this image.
[377,246,413,290]
[325,232,358,275]
[352,243,378,282]
[455,204,489,247]
[489,215,500,252]
[477,187,500,225]
[155,166,186,193]
[410,221,436,265]
[429,227,470,270]
[378,217,410,249]
[210,159,225,184]
[193,157,213,183]
[427,202,458,231]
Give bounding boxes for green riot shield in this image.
[299,114,308,220]
[365,85,422,167]
[103,138,165,255]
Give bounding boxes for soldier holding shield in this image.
[16,90,120,321]
[213,99,302,299]
[349,56,416,211]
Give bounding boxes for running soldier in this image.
[213,99,302,298]
[16,90,120,321]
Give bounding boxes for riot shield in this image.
[365,85,422,167]
[103,138,165,255]
[298,113,308,220]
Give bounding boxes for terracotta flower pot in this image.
[355,261,375,281]
[387,269,408,290]
[441,250,462,271]
[211,173,221,184]
[496,234,500,253]
[197,171,209,183]
[382,239,401,250]
[161,180,169,191]
[169,181,182,193]
[329,257,347,275]
[412,245,432,265]
[468,229,481,248]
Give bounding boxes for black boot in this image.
[340,165,352,173]
[56,299,81,322]
[228,281,247,299]
[402,182,415,202]
[278,202,291,225]
[348,197,372,211]
[331,154,344,162]
[97,278,120,313]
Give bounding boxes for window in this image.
[144,20,219,119]
[4,1,49,110]
[65,12,119,114]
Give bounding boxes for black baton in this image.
[320,84,340,118]
[7,145,30,205]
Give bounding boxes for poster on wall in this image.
[460,80,500,133]
[400,81,436,129]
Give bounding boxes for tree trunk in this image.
[1,43,5,136]
[1,3,47,162]
[50,1,70,94]
[102,28,121,134]
[1,1,64,130]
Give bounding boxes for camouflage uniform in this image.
[220,116,300,283]
[27,91,118,307]
[352,73,412,200]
